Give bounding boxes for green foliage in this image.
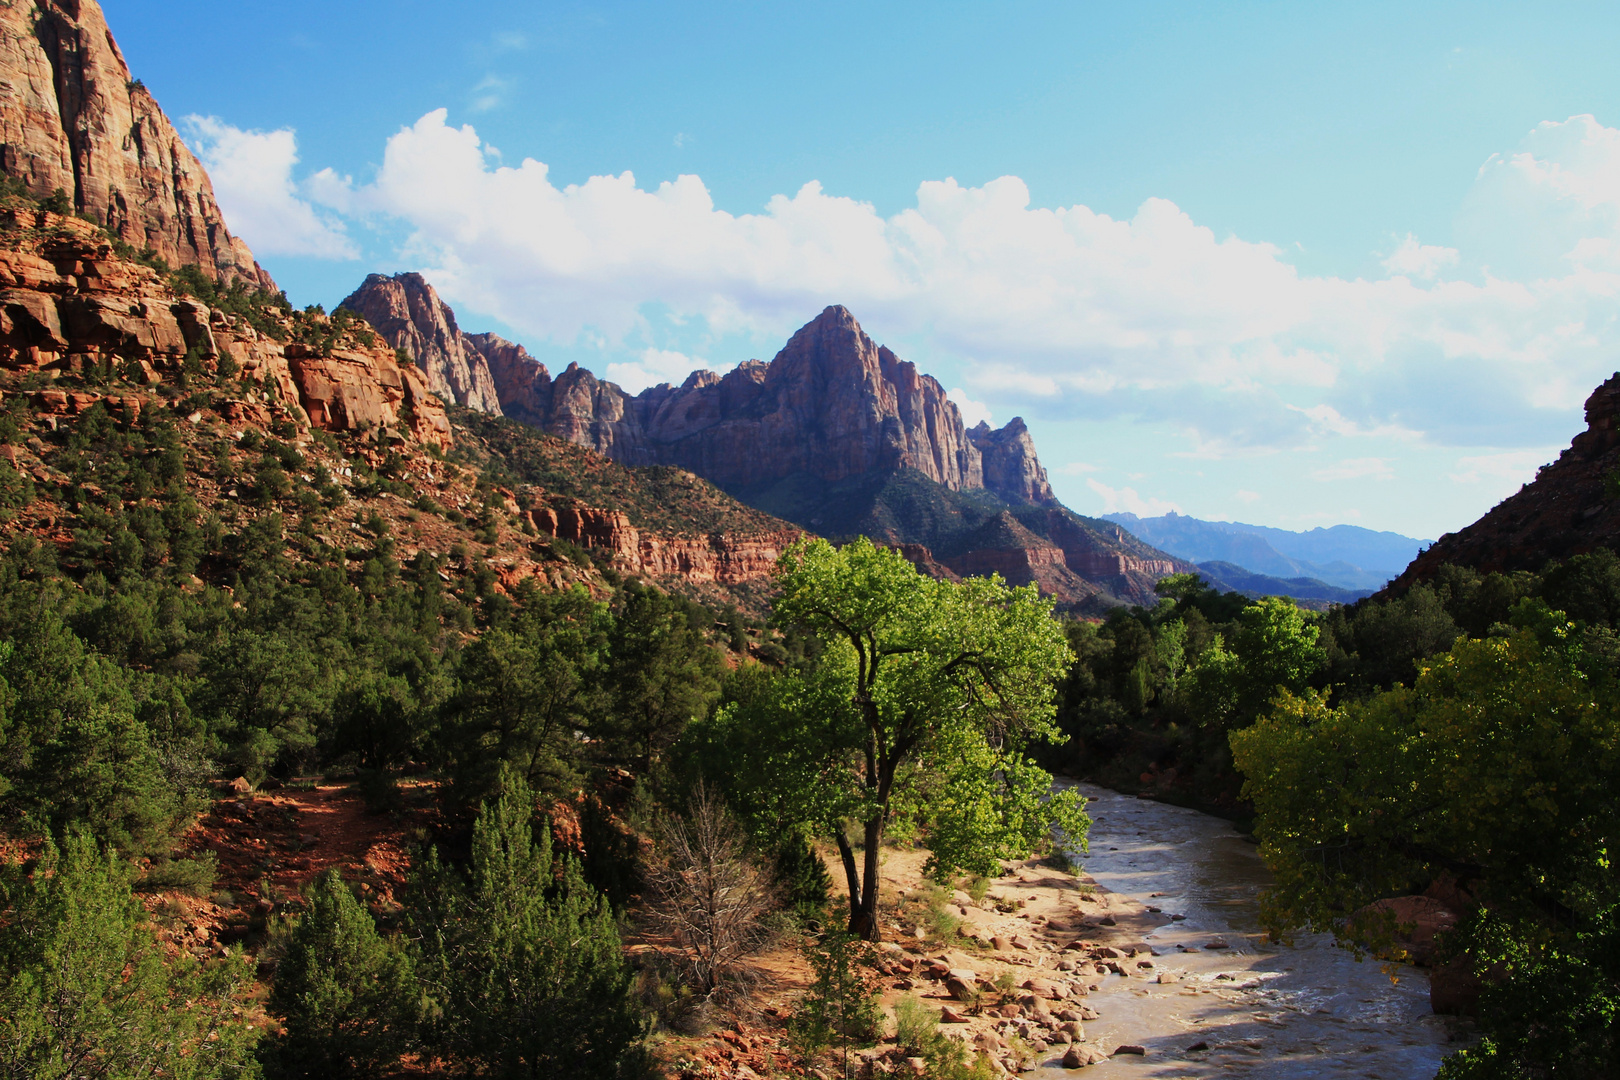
[261,870,419,1079]
[773,830,833,920]
[168,264,293,341]
[1232,626,1620,1078]
[410,771,646,1078]
[691,538,1085,938]
[787,932,881,1064]
[0,828,261,1079]
[600,580,724,771]
[892,995,993,1079]
[439,587,610,808]
[1434,905,1619,1080]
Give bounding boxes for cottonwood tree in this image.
[716,538,1087,939]
[1232,624,1620,1078]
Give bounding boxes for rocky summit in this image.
[343,275,1189,607]
[342,276,1054,504]
[0,0,270,288]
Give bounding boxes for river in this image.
[1040,784,1460,1078]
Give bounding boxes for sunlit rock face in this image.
[0,0,271,289]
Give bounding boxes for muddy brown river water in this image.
[1039,784,1462,1079]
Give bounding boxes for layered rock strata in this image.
[0,209,449,449]
[0,0,271,287]
[526,503,802,585]
[1389,371,1620,589]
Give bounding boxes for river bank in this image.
[666,785,1466,1077]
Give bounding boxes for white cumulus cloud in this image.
[293,108,1620,458]
[604,348,711,394]
[947,388,993,427]
[183,117,357,260]
[1382,234,1460,279]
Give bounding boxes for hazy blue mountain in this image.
[1105,512,1429,591]
[1194,561,1372,608]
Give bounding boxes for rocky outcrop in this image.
[338,285,1059,507]
[466,331,547,425]
[0,209,449,450]
[969,418,1054,505]
[1389,371,1620,590]
[339,281,1195,605]
[338,273,500,413]
[525,501,800,585]
[0,0,270,288]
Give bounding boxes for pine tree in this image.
[261,870,418,1079]
[411,770,647,1078]
[0,828,261,1079]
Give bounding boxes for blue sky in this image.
[106,1,1620,539]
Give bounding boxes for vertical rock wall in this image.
[0,0,271,288]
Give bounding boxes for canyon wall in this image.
[526,504,801,586]
[0,0,271,288]
[0,209,449,450]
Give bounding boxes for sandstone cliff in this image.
[0,207,448,448]
[1389,372,1620,589]
[338,273,501,413]
[0,0,270,288]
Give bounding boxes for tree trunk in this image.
[834,826,865,933]
[857,815,885,941]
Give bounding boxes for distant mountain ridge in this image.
[1104,512,1428,591]
[1193,561,1371,609]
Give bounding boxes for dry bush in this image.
[643,783,776,999]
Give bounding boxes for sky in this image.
[103,0,1620,540]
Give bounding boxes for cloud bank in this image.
[184,116,356,260]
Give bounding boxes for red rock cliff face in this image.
[339,285,1061,508]
[969,418,1055,505]
[0,210,449,450]
[1387,371,1620,591]
[0,0,270,289]
[338,273,500,413]
[526,502,800,585]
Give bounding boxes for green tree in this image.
[437,587,609,808]
[0,828,261,1079]
[411,771,646,1078]
[261,870,418,1079]
[1231,627,1620,1078]
[601,582,723,772]
[717,538,1086,939]
[1181,596,1323,732]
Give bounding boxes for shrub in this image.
[787,932,881,1068]
[136,852,217,896]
